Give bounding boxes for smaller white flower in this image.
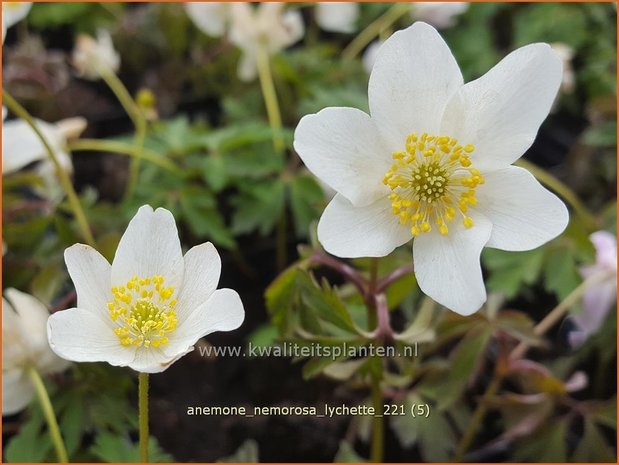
[72,29,120,80]
[412,2,468,29]
[228,2,304,82]
[315,2,359,34]
[550,43,575,93]
[47,205,245,373]
[2,114,86,199]
[3,289,70,416]
[569,231,617,347]
[2,2,32,43]
[185,2,230,37]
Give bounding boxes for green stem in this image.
[515,159,598,230]
[510,268,614,360]
[370,374,384,463]
[68,139,181,174]
[342,3,411,61]
[99,68,146,201]
[27,367,69,463]
[452,373,502,462]
[255,41,285,155]
[3,91,96,248]
[138,372,150,463]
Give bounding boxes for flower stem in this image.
[99,68,146,201]
[138,372,150,462]
[342,3,411,61]
[3,91,96,248]
[452,373,503,462]
[510,268,614,360]
[27,367,68,463]
[255,41,285,155]
[515,159,598,230]
[367,258,380,330]
[370,373,384,463]
[68,139,181,174]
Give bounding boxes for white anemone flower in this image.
[3,289,70,416]
[315,2,359,34]
[2,2,32,43]
[72,29,120,80]
[2,115,86,198]
[228,2,304,82]
[185,2,230,37]
[294,22,569,315]
[412,3,468,29]
[47,205,245,373]
[569,231,617,347]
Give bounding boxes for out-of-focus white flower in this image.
[550,43,575,93]
[228,2,304,82]
[185,2,230,37]
[412,2,468,29]
[2,2,32,43]
[363,40,383,74]
[315,2,359,34]
[569,231,617,348]
[2,115,86,198]
[294,23,568,315]
[47,205,245,373]
[72,29,120,80]
[3,289,70,415]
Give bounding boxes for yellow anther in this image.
[463,217,474,228]
[384,132,480,238]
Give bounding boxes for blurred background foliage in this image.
[2,2,616,462]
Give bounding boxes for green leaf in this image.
[513,419,567,462]
[572,420,616,462]
[436,327,492,409]
[333,440,366,463]
[484,248,545,298]
[91,432,173,463]
[218,439,259,462]
[231,180,285,236]
[202,154,228,192]
[60,395,84,456]
[582,121,618,147]
[4,413,52,462]
[543,247,582,303]
[289,174,325,238]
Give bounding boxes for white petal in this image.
[128,347,188,374]
[441,44,562,171]
[2,118,64,175]
[316,3,359,33]
[47,308,135,366]
[164,288,245,358]
[412,3,468,29]
[294,107,390,206]
[368,22,463,152]
[476,166,568,251]
[3,2,32,30]
[111,206,184,293]
[176,242,221,322]
[65,244,112,315]
[4,288,50,352]
[185,2,229,37]
[317,194,411,258]
[2,369,34,416]
[413,210,492,315]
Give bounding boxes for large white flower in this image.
[47,205,245,373]
[3,289,70,416]
[185,2,230,37]
[228,2,304,82]
[294,22,569,315]
[2,2,32,43]
[315,2,359,34]
[72,29,120,80]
